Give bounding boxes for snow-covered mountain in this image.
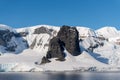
[0,24,28,55]
[0,24,120,72]
[96,26,120,38]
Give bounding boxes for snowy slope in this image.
[0,24,15,32]
[39,50,107,71]
[96,26,120,44]
[96,26,120,38]
[16,25,59,46]
[77,27,96,38]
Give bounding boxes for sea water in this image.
[0,72,120,80]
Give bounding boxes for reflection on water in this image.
[0,72,120,80]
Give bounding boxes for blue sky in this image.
[0,0,120,29]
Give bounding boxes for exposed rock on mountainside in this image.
[15,32,28,37]
[30,38,37,49]
[0,30,14,45]
[0,29,16,51]
[0,25,28,53]
[57,25,81,56]
[40,56,51,64]
[46,37,65,60]
[34,26,52,35]
[0,30,7,46]
[41,25,81,64]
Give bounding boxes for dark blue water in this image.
[0,72,120,80]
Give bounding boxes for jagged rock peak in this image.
[57,25,81,56]
[41,25,81,64]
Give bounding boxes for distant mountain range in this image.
[0,24,120,72]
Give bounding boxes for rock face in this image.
[41,56,51,64]
[0,30,14,46]
[41,25,81,64]
[46,37,65,60]
[57,25,81,56]
[0,28,28,53]
[0,29,16,51]
[34,26,51,35]
[15,32,28,37]
[30,38,37,49]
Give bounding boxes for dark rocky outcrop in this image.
[0,38,6,46]
[57,25,81,56]
[41,25,81,64]
[0,30,14,42]
[34,26,51,35]
[14,32,28,37]
[46,37,65,59]
[6,45,17,52]
[40,56,51,64]
[0,29,28,53]
[0,29,14,46]
[49,29,54,32]
[0,29,16,52]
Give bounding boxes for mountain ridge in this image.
[0,24,120,72]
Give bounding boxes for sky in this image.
[0,0,120,29]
